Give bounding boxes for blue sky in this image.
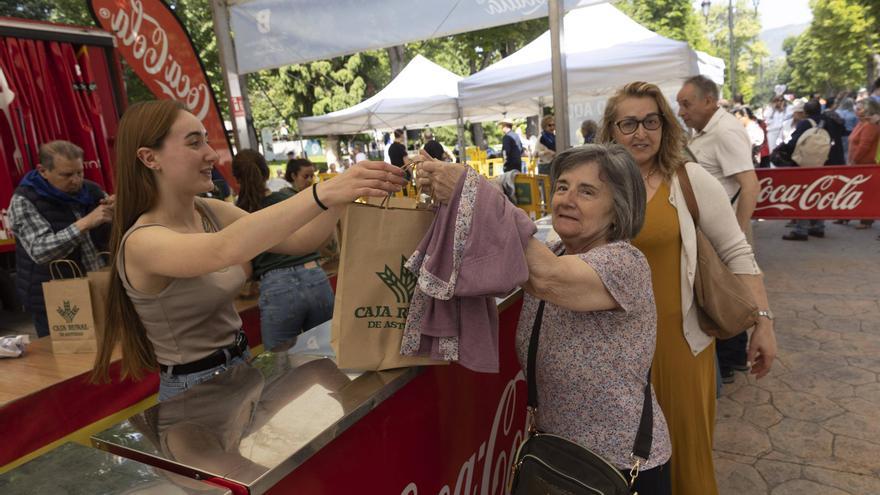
[690,0,813,30]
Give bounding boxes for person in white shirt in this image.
[763,96,789,152]
[266,167,292,192]
[677,76,761,388]
[354,146,368,164]
[676,76,759,238]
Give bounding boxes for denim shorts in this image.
[158,348,251,402]
[259,264,334,351]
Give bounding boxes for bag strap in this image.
[675,166,700,226]
[527,276,654,461]
[49,259,84,280]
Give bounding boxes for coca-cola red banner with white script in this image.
[754,166,879,219]
[88,0,235,188]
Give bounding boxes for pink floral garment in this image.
[515,240,672,470]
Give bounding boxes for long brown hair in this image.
[92,100,184,382]
[231,149,269,213]
[597,81,687,180]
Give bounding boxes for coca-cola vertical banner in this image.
[87,0,235,189]
[754,166,879,219]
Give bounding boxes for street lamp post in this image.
[728,0,736,101]
[701,1,735,99]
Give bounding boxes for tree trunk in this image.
[387,45,406,78]
[869,53,879,88]
[471,123,485,149]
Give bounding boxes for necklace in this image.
[642,167,657,183]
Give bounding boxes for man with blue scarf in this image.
[8,141,113,337]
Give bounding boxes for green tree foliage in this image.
[248,51,390,137]
[702,0,769,103]
[410,19,548,76]
[783,0,878,95]
[616,0,711,52]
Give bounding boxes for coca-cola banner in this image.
[88,0,235,187]
[754,166,879,220]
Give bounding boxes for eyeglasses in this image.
[615,113,663,135]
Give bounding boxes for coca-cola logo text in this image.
[756,174,869,212]
[400,372,526,495]
[98,0,210,121]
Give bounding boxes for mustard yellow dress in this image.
[632,181,718,495]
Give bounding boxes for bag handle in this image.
[49,259,84,280]
[676,165,701,226]
[526,255,654,463]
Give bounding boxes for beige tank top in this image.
[117,198,246,365]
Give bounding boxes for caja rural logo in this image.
[353,256,416,324]
[377,256,417,304]
[57,300,80,323]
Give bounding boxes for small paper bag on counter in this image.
[42,260,98,353]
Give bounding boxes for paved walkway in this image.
[715,220,880,495]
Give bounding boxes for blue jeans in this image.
[158,349,250,402]
[793,220,825,235]
[259,265,334,351]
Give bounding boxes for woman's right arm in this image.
[523,239,617,312]
[125,162,405,279]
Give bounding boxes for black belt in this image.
[159,332,248,375]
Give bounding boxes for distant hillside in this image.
[760,22,809,59]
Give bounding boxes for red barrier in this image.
[754,166,879,219]
[0,361,158,466]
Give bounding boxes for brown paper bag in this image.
[331,201,445,370]
[42,260,98,354]
[363,195,419,209]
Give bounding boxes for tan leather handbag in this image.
[676,166,758,339]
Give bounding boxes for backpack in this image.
[792,118,831,167]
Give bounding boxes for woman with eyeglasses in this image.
[598,82,776,495]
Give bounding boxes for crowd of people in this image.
[718,79,880,241]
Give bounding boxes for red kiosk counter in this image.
[89,292,529,495]
[0,297,263,472]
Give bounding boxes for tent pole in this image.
[548,0,570,151]
[210,0,257,150]
[456,105,466,164]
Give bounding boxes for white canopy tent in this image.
[457,3,724,141]
[226,0,608,73]
[297,55,462,136]
[213,0,611,149]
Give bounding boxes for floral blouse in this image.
[515,241,672,470]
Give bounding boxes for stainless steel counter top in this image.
[92,321,419,494]
[0,442,231,494]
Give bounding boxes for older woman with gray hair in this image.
[418,144,672,494]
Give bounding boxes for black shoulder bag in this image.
[509,300,654,495]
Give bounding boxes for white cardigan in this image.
[669,163,762,356]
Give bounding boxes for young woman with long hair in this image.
[92,100,405,400]
[231,150,335,351]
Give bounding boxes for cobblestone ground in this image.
[715,220,880,495]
